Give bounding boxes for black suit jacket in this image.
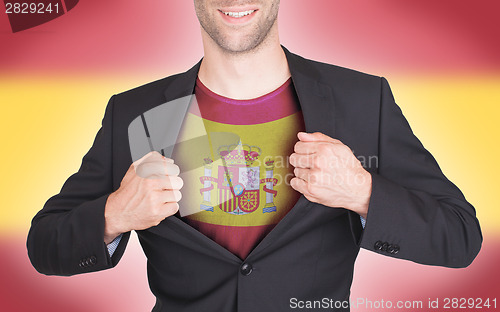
[27,46,482,311]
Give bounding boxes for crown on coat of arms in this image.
[204,157,213,165]
[218,143,261,166]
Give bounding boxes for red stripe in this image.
[184,219,277,260]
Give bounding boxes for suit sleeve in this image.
[27,95,130,276]
[356,77,482,268]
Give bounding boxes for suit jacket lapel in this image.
[283,46,336,137]
[163,60,201,102]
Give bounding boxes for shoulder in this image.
[96,72,186,132]
[288,51,383,92]
[113,72,183,103]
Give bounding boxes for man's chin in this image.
[216,37,266,55]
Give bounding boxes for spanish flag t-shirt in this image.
[172,77,305,260]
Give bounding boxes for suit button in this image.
[393,245,400,254]
[381,242,388,252]
[79,259,87,267]
[387,244,395,254]
[240,263,253,276]
[89,256,97,265]
[374,241,383,250]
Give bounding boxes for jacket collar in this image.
[163,45,336,137]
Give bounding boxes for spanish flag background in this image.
[1,0,498,311]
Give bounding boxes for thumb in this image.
[297,132,341,144]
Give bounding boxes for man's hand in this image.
[103,151,184,244]
[289,132,372,219]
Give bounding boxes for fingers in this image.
[135,160,180,178]
[294,141,316,154]
[162,202,180,216]
[294,167,325,186]
[289,153,316,168]
[290,176,306,192]
[297,131,342,144]
[134,151,174,167]
[294,139,342,155]
[158,189,182,203]
[294,141,326,154]
[290,177,318,202]
[160,176,184,190]
[141,152,174,165]
[141,176,183,193]
[293,167,311,182]
[134,151,161,166]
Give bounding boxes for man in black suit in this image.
[27,1,482,311]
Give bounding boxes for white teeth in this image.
[222,10,255,18]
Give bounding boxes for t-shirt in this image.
[172,77,306,260]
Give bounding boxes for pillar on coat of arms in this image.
[200,157,214,212]
[263,159,277,213]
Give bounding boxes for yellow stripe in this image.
[1,75,499,234]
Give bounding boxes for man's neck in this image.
[198,32,291,100]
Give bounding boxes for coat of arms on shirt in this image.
[199,141,278,214]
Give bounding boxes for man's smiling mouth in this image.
[220,10,257,18]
